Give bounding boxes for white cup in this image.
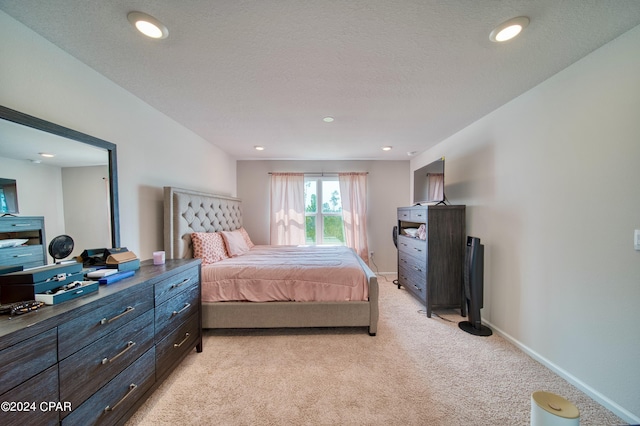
[153,251,165,265]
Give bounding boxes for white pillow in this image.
[0,239,28,248]
[220,230,250,257]
[403,228,419,237]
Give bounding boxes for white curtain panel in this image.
[270,173,305,245]
[339,172,369,263]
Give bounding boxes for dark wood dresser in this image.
[0,258,201,426]
[397,205,465,317]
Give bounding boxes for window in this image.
[304,177,344,245]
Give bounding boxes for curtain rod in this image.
[268,172,368,176]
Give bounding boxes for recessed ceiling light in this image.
[127,11,169,39]
[382,146,392,151]
[254,146,265,151]
[323,116,334,123]
[39,152,55,158]
[490,16,529,42]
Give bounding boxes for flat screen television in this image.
[0,178,19,215]
[413,157,445,205]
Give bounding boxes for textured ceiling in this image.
[2,1,640,160]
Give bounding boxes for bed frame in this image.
[163,186,378,336]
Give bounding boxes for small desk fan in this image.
[49,235,74,263]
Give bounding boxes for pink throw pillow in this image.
[238,227,255,248]
[221,230,250,257]
[191,232,229,265]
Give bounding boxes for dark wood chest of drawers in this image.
[0,259,201,426]
[397,205,465,317]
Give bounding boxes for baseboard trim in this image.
[374,272,399,281]
[483,319,640,425]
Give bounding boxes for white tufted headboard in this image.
[163,187,243,260]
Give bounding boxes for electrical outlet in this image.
[635,229,640,251]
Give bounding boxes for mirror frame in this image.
[0,105,120,248]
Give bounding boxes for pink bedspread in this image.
[201,245,369,303]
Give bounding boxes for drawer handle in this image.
[102,341,136,365]
[12,223,33,227]
[100,306,135,325]
[13,253,33,257]
[173,332,191,348]
[413,247,422,253]
[170,278,191,290]
[412,266,423,272]
[171,303,191,317]
[413,284,422,292]
[104,383,138,413]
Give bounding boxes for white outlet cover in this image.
[635,229,640,251]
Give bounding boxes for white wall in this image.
[0,11,236,260]
[411,25,640,422]
[237,160,409,273]
[62,166,111,258]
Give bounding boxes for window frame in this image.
[304,176,344,245]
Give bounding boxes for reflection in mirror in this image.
[0,178,19,214]
[0,105,119,264]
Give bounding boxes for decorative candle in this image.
[153,251,165,265]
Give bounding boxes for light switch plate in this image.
[635,229,640,251]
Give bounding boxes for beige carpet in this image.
[127,277,625,426]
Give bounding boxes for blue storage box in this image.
[0,262,83,303]
[35,281,99,305]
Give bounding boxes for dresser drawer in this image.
[0,217,44,232]
[0,364,59,426]
[61,347,155,426]
[59,310,155,410]
[397,236,427,260]
[396,207,428,222]
[397,209,411,221]
[156,312,199,378]
[0,245,44,268]
[0,327,57,395]
[155,283,200,342]
[154,265,199,306]
[58,286,154,359]
[398,251,427,276]
[410,208,427,222]
[399,264,426,303]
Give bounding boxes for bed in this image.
[163,186,378,336]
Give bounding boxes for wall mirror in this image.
[0,105,120,264]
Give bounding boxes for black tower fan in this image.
[392,226,398,248]
[459,236,492,336]
[391,226,399,286]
